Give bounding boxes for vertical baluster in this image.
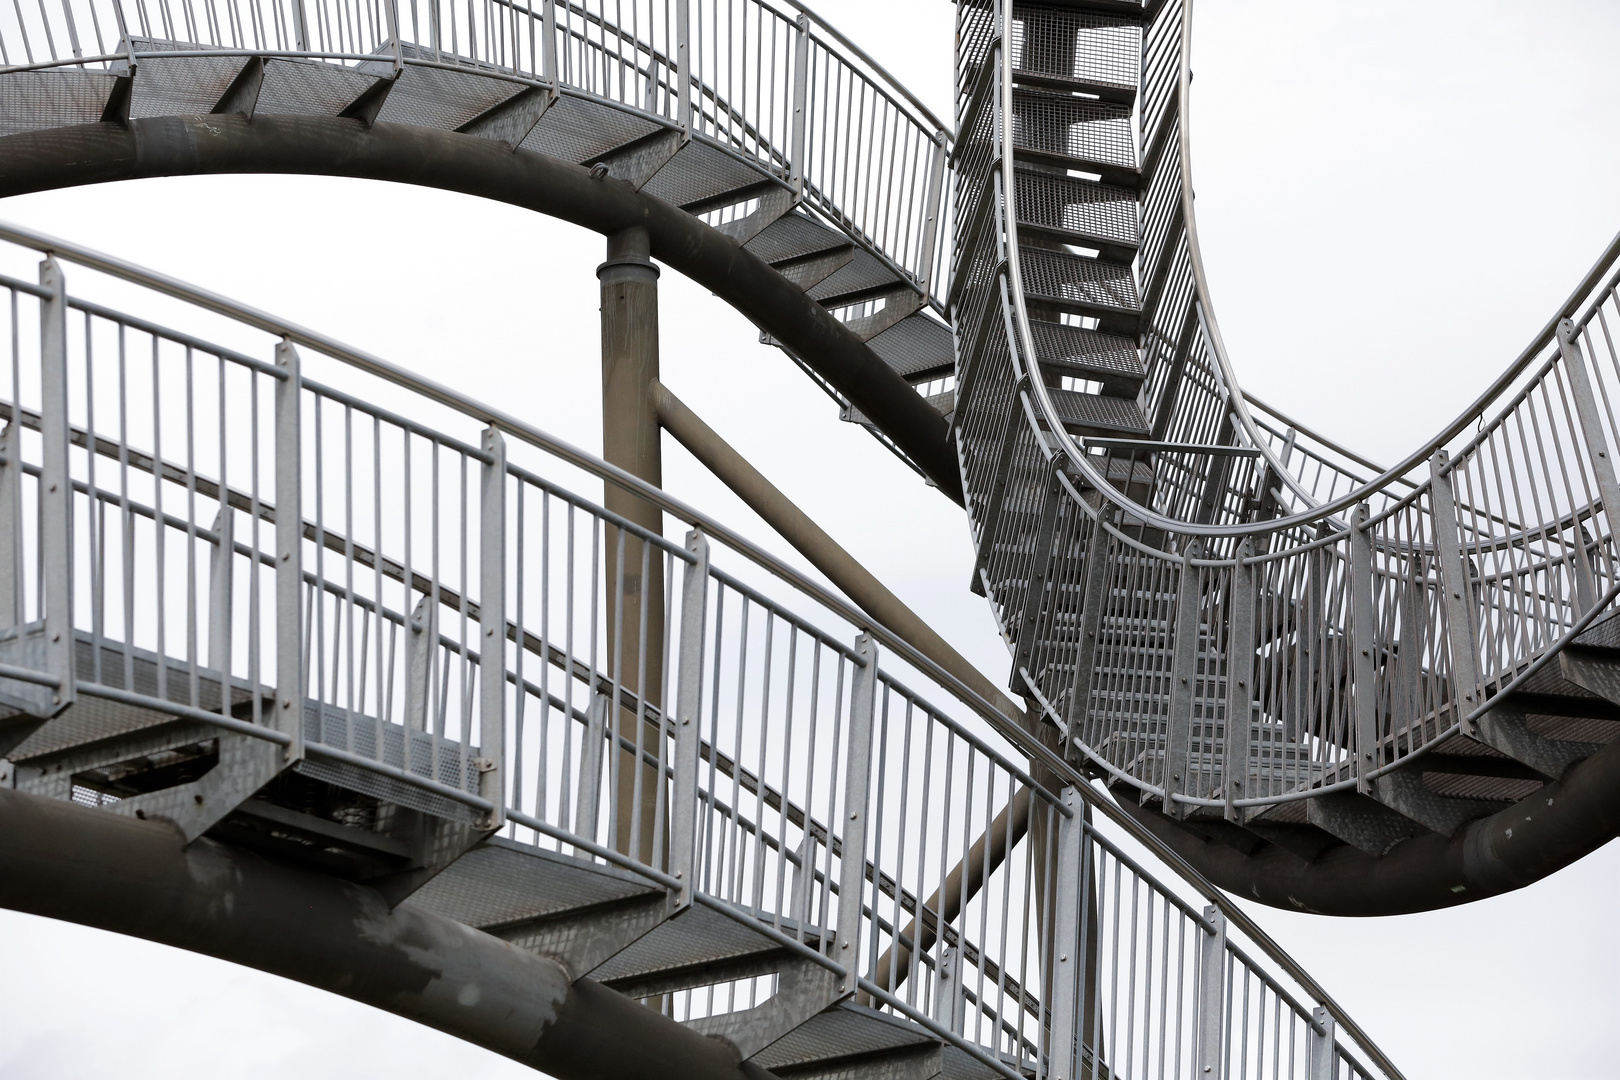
[1307,1005,1336,1080]
[1196,904,1227,1080]
[836,630,877,995]
[1349,505,1379,793]
[478,426,505,829]
[273,340,303,758]
[1045,786,1083,1080]
[0,423,18,630]
[1430,450,1482,736]
[1224,537,1254,823]
[668,527,708,911]
[38,259,73,714]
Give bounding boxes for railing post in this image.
[274,341,304,760]
[1046,786,1084,1080]
[541,0,558,87]
[1010,458,1067,689]
[787,14,810,198]
[1196,904,1227,1079]
[1429,450,1481,737]
[1557,317,1620,610]
[1307,1005,1337,1080]
[478,426,507,830]
[1349,504,1379,793]
[674,0,691,135]
[38,258,73,714]
[208,507,236,673]
[384,0,402,74]
[916,131,949,299]
[1163,539,1202,817]
[291,0,310,52]
[669,528,709,911]
[1224,538,1254,823]
[1064,505,1114,738]
[835,631,878,995]
[0,423,19,630]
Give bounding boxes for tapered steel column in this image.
[599,225,665,863]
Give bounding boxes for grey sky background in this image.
[1,1,1617,1076]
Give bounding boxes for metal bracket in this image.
[789,1042,943,1080]
[685,957,843,1060]
[1474,699,1599,780]
[339,74,398,128]
[719,186,798,247]
[588,128,684,191]
[841,288,925,343]
[768,243,856,293]
[496,890,676,980]
[457,85,554,150]
[106,731,285,843]
[212,56,265,118]
[1307,1006,1337,1080]
[1304,791,1424,857]
[1370,765,1499,837]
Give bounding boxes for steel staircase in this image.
[0,218,1401,1080]
[950,0,1620,906]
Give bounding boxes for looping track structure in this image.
[951,0,1620,913]
[0,0,1610,1076]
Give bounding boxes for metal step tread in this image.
[1019,247,1139,314]
[866,312,955,381]
[414,835,662,929]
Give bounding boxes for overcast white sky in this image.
[1,1,1617,1077]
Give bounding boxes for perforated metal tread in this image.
[413,836,661,928]
[1019,247,1139,318]
[0,70,116,136]
[810,247,908,305]
[8,634,262,761]
[1043,387,1147,433]
[590,899,789,985]
[645,137,774,211]
[1015,167,1139,252]
[1029,319,1143,381]
[751,1002,938,1072]
[1010,86,1137,177]
[1011,2,1142,103]
[867,313,954,380]
[744,211,851,264]
[256,59,380,117]
[520,92,665,166]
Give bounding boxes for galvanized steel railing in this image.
[0,220,1399,1080]
[0,0,951,306]
[953,0,1620,815]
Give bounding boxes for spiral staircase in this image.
[0,0,1612,1078]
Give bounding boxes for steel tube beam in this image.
[0,786,779,1080]
[651,379,1022,725]
[1114,724,1620,916]
[600,225,665,863]
[0,116,962,503]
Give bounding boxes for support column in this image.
[598,225,666,865]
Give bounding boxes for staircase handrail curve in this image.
[0,216,1404,1080]
[998,0,1620,548]
[0,0,952,303]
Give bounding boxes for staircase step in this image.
[413,836,661,928]
[645,138,777,214]
[866,313,954,382]
[1030,319,1144,385]
[0,70,117,137]
[809,248,910,307]
[256,59,380,118]
[121,40,246,119]
[1020,247,1138,321]
[590,901,796,991]
[1016,167,1140,260]
[1010,86,1138,185]
[518,91,665,167]
[1011,3,1141,105]
[1043,385,1148,435]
